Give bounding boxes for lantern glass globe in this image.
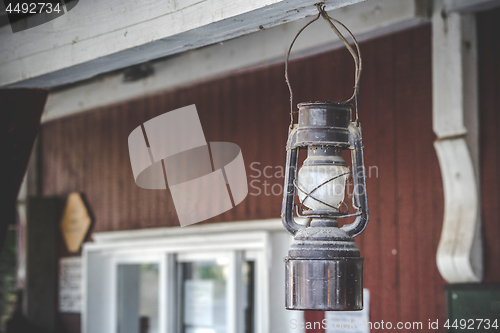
[297,161,350,212]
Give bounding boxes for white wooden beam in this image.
[42,0,431,123]
[432,0,482,283]
[444,0,500,13]
[0,0,363,88]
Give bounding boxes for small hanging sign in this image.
[60,192,92,253]
[59,257,82,313]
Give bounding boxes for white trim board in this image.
[42,0,432,123]
[91,218,295,243]
[443,0,500,13]
[87,231,273,256]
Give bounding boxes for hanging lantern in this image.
[281,5,369,311]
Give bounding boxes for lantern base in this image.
[285,258,363,311]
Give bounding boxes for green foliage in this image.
[0,229,18,332]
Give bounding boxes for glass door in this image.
[177,253,255,333]
[111,251,256,333]
[178,256,228,333]
[116,263,160,333]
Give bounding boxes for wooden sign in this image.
[60,193,91,253]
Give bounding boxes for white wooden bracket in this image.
[432,0,483,283]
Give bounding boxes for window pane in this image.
[179,260,228,333]
[243,261,255,333]
[178,258,255,333]
[117,263,159,333]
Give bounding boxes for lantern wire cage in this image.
[293,171,363,219]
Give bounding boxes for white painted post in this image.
[432,0,483,283]
[161,254,176,333]
[227,251,245,333]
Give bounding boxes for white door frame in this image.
[81,219,304,333]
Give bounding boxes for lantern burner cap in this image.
[297,101,353,107]
[295,102,352,148]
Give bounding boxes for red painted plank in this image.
[478,8,500,283]
[354,38,380,324]
[394,29,419,331]
[373,32,400,331]
[304,311,326,333]
[411,25,446,331]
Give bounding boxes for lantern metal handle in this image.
[281,126,305,235]
[340,122,369,237]
[284,4,362,128]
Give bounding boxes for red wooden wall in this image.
[41,24,454,333]
[478,7,500,283]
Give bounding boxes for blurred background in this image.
[1,0,499,332]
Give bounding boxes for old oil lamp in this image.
[281,5,369,311]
